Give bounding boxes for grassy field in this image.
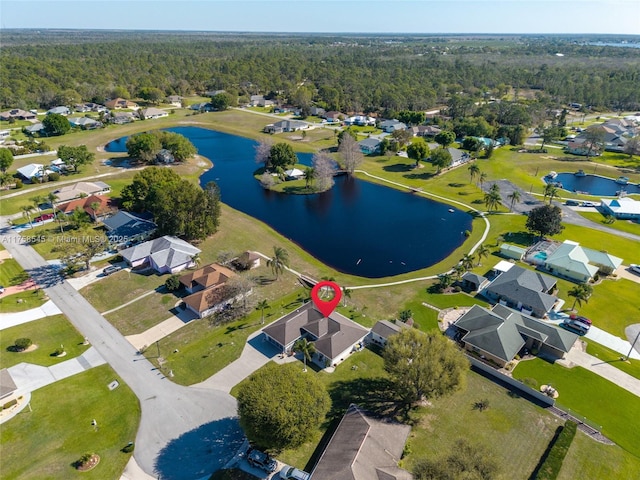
[513,358,640,457]
[146,289,309,386]
[105,289,178,336]
[0,257,30,286]
[586,340,640,380]
[0,315,89,368]
[577,210,640,236]
[0,289,48,313]
[236,348,639,480]
[0,365,140,480]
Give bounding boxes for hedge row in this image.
[536,420,578,480]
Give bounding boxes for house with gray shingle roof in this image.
[310,404,412,480]
[369,320,408,346]
[120,235,200,274]
[358,137,381,155]
[542,240,622,283]
[453,304,578,367]
[484,264,558,318]
[263,301,368,369]
[103,211,157,247]
[264,119,307,134]
[461,271,489,291]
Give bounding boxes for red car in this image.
[570,314,592,326]
[34,213,55,222]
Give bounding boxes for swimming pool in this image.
[533,251,548,261]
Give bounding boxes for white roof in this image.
[602,197,640,215]
[285,168,304,177]
[493,260,515,273]
[17,163,52,178]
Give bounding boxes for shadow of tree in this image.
[327,377,407,423]
[27,264,64,288]
[404,172,434,180]
[154,417,244,480]
[382,163,413,173]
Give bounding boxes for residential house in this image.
[601,197,640,221]
[358,137,381,155]
[155,149,175,164]
[542,240,622,282]
[500,243,527,261]
[310,106,326,116]
[234,251,261,270]
[483,263,558,318]
[16,163,53,182]
[284,168,305,180]
[205,90,226,97]
[446,147,471,166]
[139,107,169,120]
[102,211,157,247]
[57,194,117,221]
[323,111,344,123]
[410,125,441,137]
[0,369,18,403]
[309,404,412,480]
[453,304,578,367]
[110,112,136,124]
[263,302,368,369]
[53,181,111,203]
[179,264,244,318]
[461,272,490,292]
[46,106,71,116]
[84,102,107,112]
[74,104,91,113]
[24,123,45,135]
[249,95,274,108]
[68,117,101,129]
[379,119,407,133]
[264,119,307,134]
[0,109,37,121]
[344,115,376,127]
[190,102,213,112]
[105,98,139,110]
[368,320,408,346]
[565,138,601,156]
[167,95,183,107]
[0,130,10,144]
[120,235,201,273]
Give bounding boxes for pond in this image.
[548,172,640,197]
[105,127,473,278]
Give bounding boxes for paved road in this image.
[0,222,243,480]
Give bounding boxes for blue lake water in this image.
[548,173,640,197]
[105,127,473,278]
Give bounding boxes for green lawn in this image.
[0,365,140,480]
[513,358,640,457]
[105,290,177,336]
[0,315,89,368]
[0,289,48,313]
[577,278,640,337]
[0,257,30,286]
[147,289,310,386]
[586,340,640,380]
[578,211,640,236]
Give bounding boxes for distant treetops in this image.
[126,130,197,164]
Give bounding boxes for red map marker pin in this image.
[311,281,342,318]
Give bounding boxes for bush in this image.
[53,347,64,356]
[2,399,18,410]
[536,421,578,480]
[15,338,32,351]
[48,172,60,181]
[165,274,181,292]
[121,442,135,453]
[14,179,23,189]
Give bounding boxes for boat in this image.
[574,169,586,177]
[616,176,629,185]
[546,171,558,179]
[448,208,455,213]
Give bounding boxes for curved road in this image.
[0,221,243,480]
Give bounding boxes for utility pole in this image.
[624,330,640,361]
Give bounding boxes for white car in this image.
[630,264,640,275]
[279,465,310,480]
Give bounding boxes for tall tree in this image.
[483,190,501,213]
[237,363,330,451]
[543,183,559,205]
[269,142,297,170]
[507,190,521,211]
[256,299,270,325]
[337,134,363,174]
[254,139,273,169]
[526,204,564,239]
[303,166,315,188]
[407,139,429,167]
[57,145,95,173]
[476,244,490,266]
[624,136,640,158]
[583,126,605,157]
[312,153,337,191]
[293,338,316,372]
[467,163,480,185]
[434,130,456,149]
[384,328,468,405]
[478,172,487,189]
[461,253,475,271]
[21,204,34,228]
[126,132,162,163]
[430,148,452,173]
[42,113,70,136]
[267,246,289,279]
[568,283,593,310]
[0,148,14,173]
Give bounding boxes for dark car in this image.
[569,314,592,326]
[34,213,55,222]
[247,448,277,473]
[103,265,123,276]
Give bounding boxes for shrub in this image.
[14,179,23,189]
[164,274,181,292]
[2,399,18,410]
[15,338,32,351]
[48,172,60,181]
[121,442,135,453]
[53,348,64,356]
[536,421,578,480]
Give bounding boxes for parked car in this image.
[629,264,640,275]
[561,319,589,335]
[34,213,55,222]
[103,265,123,276]
[569,314,592,325]
[280,465,310,480]
[247,448,277,473]
[0,285,5,294]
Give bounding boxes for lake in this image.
[549,172,640,197]
[105,127,473,278]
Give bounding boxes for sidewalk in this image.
[0,300,62,330]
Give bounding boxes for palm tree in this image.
[342,287,352,307]
[478,171,487,189]
[568,283,593,311]
[453,263,465,280]
[476,244,490,266]
[256,299,270,325]
[484,190,501,213]
[543,184,558,205]
[437,273,453,291]
[507,190,521,211]
[461,253,475,271]
[48,192,64,233]
[293,338,316,372]
[267,246,289,279]
[30,195,44,212]
[21,204,34,228]
[468,163,480,185]
[190,253,201,268]
[303,167,315,189]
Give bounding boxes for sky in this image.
[1,0,639,35]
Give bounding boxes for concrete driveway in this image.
[0,222,243,480]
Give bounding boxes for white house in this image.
[120,236,201,274]
[139,107,169,120]
[543,240,623,282]
[601,197,640,221]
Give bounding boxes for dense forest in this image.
[1,31,639,112]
